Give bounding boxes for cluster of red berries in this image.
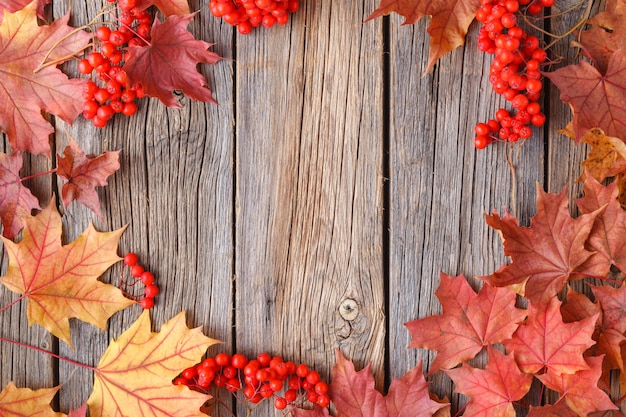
[78,0,150,128]
[208,0,299,35]
[473,0,551,148]
[122,252,159,309]
[174,352,330,412]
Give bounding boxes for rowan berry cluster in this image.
[473,0,551,148]
[174,352,330,413]
[208,0,300,35]
[79,0,150,128]
[122,252,159,310]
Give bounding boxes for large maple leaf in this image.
[0,382,63,417]
[406,273,525,373]
[504,297,597,377]
[328,350,449,417]
[445,348,532,417]
[87,310,219,417]
[123,13,221,108]
[0,199,134,346]
[366,0,480,73]
[576,176,626,274]
[57,140,120,218]
[0,151,41,239]
[536,356,617,416]
[134,0,190,16]
[481,184,603,304]
[0,1,89,156]
[545,50,626,143]
[0,0,50,21]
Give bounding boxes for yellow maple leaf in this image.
[0,382,64,417]
[88,310,219,417]
[0,199,134,347]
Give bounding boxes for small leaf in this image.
[0,151,41,239]
[87,310,219,417]
[0,382,64,417]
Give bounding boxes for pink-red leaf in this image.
[481,184,602,304]
[504,297,597,377]
[536,356,617,416]
[545,50,626,142]
[366,0,480,73]
[134,0,190,16]
[0,1,89,156]
[123,13,221,107]
[56,140,120,218]
[0,151,41,239]
[407,273,526,373]
[445,348,532,417]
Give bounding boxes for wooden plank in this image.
[235,0,384,414]
[388,15,544,413]
[53,0,235,412]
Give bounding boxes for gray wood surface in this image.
[0,0,613,415]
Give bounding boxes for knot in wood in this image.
[339,299,359,321]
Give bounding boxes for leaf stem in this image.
[0,335,96,371]
[0,294,26,315]
[20,168,58,183]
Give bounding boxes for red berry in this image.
[77,59,93,75]
[215,353,231,366]
[144,284,159,298]
[474,135,490,149]
[140,297,154,309]
[140,271,155,285]
[232,353,249,369]
[274,397,287,410]
[122,102,138,116]
[124,252,139,266]
[131,264,145,277]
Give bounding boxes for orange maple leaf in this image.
[0,0,50,21]
[0,382,63,417]
[87,310,219,417]
[366,0,480,73]
[0,199,134,346]
[0,1,89,156]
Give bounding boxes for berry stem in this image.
[0,335,96,371]
[0,294,26,315]
[20,168,58,183]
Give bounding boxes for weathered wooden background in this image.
[0,0,608,415]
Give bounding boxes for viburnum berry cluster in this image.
[174,352,330,413]
[208,0,300,35]
[121,252,159,309]
[78,0,150,128]
[473,0,551,148]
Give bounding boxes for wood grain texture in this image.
[235,0,384,413]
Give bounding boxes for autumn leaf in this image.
[445,348,532,417]
[123,13,222,108]
[563,127,626,183]
[328,350,448,417]
[536,356,617,416]
[527,401,579,417]
[406,273,525,373]
[481,183,603,304]
[87,310,219,417]
[0,382,63,417]
[0,1,89,156]
[68,404,87,417]
[366,0,480,73]
[57,140,120,218]
[0,151,41,239]
[134,0,190,16]
[545,50,626,143]
[504,297,597,377]
[576,176,626,274]
[0,0,50,21]
[0,199,134,346]
[561,285,601,324]
[578,0,626,73]
[291,405,332,417]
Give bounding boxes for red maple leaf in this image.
[536,356,617,416]
[481,184,604,304]
[406,273,525,373]
[123,13,222,108]
[504,297,597,377]
[545,50,626,142]
[366,0,480,73]
[527,401,579,417]
[445,348,532,417]
[56,139,120,218]
[0,151,41,239]
[592,284,626,334]
[578,0,626,74]
[328,350,449,417]
[0,0,50,21]
[134,0,190,16]
[576,175,626,274]
[0,2,89,156]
